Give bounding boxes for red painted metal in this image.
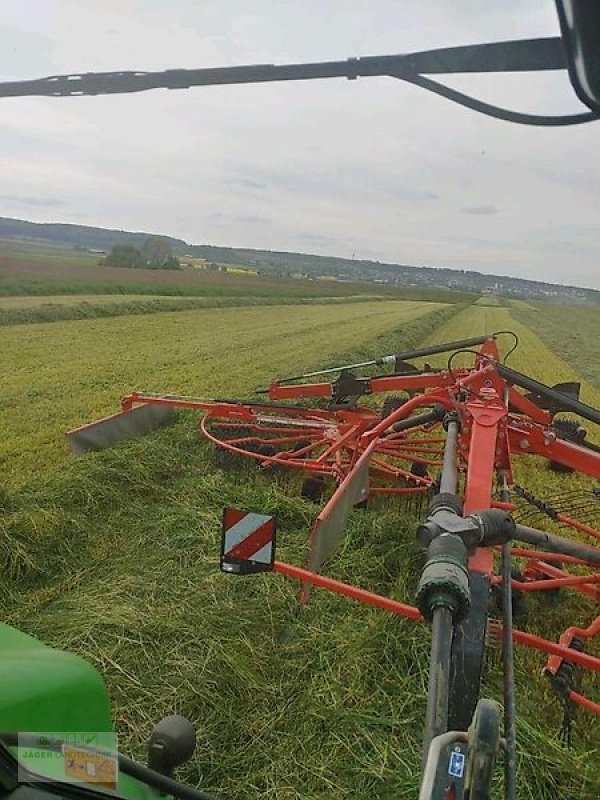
[507,425,600,481]
[363,391,453,442]
[507,386,551,424]
[569,691,600,715]
[463,399,507,574]
[508,627,600,674]
[521,559,599,601]
[506,548,591,566]
[544,615,600,677]
[268,381,334,400]
[79,338,600,719]
[491,572,600,592]
[274,560,422,621]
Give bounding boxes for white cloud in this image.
[0,1,598,289]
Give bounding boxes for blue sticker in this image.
[448,750,465,778]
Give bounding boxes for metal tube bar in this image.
[509,573,600,591]
[499,466,517,800]
[278,337,493,385]
[497,363,600,426]
[0,39,568,100]
[568,691,600,716]
[507,548,590,566]
[276,355,396,384]
[521,560,599,601]
[439,421,459,495]
[389,406,445,432]
[501,541,517,800]
[273,561,422,620]
[422,606,454,767]
[393,335,492,365]
[514,524,600,564]
[510,629,600,673]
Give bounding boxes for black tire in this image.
[548,418,587,473]
[210,425,252,470]
[380,394,407,420]
[300,475,327,503]
[410,461,429,479]
[464,699,501,800]
[541,562,563,603]
[548,460,573,473]
[491,568,525,618]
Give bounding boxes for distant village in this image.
[204,248,597,304]
[318,263,592,303]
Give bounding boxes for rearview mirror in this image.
[556,0,600,113]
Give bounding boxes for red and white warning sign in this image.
[220,508,276,574]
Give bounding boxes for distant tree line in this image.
[103,237,180,270]
[0,217,187,253]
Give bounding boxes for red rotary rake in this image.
[68,332,600,800]
[7,7,600,797]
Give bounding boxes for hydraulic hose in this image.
[390,404,446,432]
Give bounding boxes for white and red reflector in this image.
[220,508,276,574]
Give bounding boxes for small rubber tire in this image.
[491,568,525,618]
[380,395,407,420]
[410,461,429,479]
[300,475,327,503]
[464,699,501,800]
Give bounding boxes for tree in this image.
[103,239,181,270]
[104,244,145,268]
[142,237,180,269]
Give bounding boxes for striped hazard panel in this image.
[220,508,276,574]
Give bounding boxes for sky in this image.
[1,1,599,289]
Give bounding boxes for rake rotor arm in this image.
[266,372,455,401]
[497,364,600,426]
[271,335,493,386]
[513,524,600,564]
[391,335,494,366]
[271,355,398,385]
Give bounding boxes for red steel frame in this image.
[113,338,600,715]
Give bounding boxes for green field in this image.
[0,300,450,485]
[0,294,174,307]
[0,292,398,326]
[420,305,600,405]
[474,295,506,307]
[0,293,386,309]
[1,280,599,798]
[0,238,101,266]
[1,238,476,304]
[511,303,600,388]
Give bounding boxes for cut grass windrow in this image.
[0,300,454,486]
[0,294,392,327]
[511,303,600,389]
[1,299,599,798]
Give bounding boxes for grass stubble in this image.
[0,299,599,798]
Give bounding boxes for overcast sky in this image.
[1,1,599,289]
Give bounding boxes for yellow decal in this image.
[63,746,118,789]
